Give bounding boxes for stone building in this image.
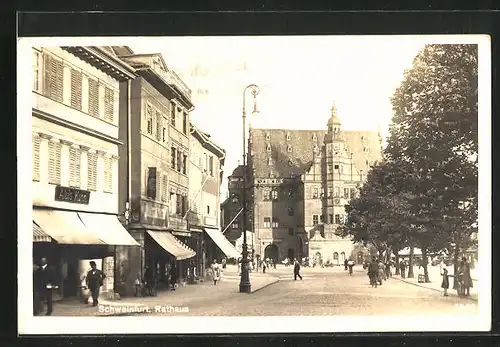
[114,48,196,294]
[244,105,383,265]
[188,125,238,276]
[31,46,138,301]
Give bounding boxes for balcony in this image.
[168,214,188,231]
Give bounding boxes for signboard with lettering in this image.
[54,186,91,204]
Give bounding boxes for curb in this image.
[391,277,478,302]
[250,278,281,294]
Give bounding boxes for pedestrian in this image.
[400,260,406,279]
[367,256,379,288]
[211,259,221,285]
[459,257,473,297]
[377,259,386,285]
[385,261,391,278]
[441,262,450,296]
[293,259,303,280]
[347,258,355,275]
[221,258,227,269]
[33,262,41,315]
[344,258,349,271]
[144,265,157,296]
[262,260,267,274]
[34,257,57,315]
[169,261,178,291]
[86,261,106,307]
[273,259,277,269]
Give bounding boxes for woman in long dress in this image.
[211,259,221,285]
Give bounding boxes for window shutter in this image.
[33,51,40,91]
[146,104,153,134]
[44,55,64,102]
[103,156,113,193]
[32,136,40,181]
[104,87,114,123]
[156,110,162,141]
[48,141,61,185]
[88,78,99,117]
[69,147,76,187]
[161,174,168,202]
[87,152,98,191]
[70,69,82,110]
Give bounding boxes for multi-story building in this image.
[188,125,238,276]
[114,48,196,294]
[31,46,138,300]
[225,104,383,266]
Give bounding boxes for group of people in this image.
[136,262,178,297]
[33,258,106,316]
[343,258,356,274]
[366,257,390,287]
[440,257,473,297]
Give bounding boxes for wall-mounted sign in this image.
[54,186,90,205]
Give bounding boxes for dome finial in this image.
[331,103,337,117]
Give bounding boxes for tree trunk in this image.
[453,241,460,290]
[395,252,400,275]
[407,246,415,278]
[422,247,430,282]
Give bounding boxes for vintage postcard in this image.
[17,35,490,334]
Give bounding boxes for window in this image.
[334,164,339,170]
[335,214,341,224]
[177,151,182,172]
[328,186,333,197]
[170,192,176,214]
[183,112,188,134]
[43,54,63,102]
[313,188,319,198]
[33,51,41,91]
[155,110,162,141]
[70,69,82,110]
[182,154,187,175]
[286,133,291,141]
[312,215,319,225]
[320,215,324,223]
[207,205,210,214]
[147,167,157,199]
[209,156,214,176]
[161,174,169,202]
[162,120,167,142]
[335,187,341,197]
[171,147,176,169]
[104,87,114,123]
[232,221,240,229]
[312,134,317,141]
[170,101,176,126]
[264,217,271,228]
[69,146,82,188]
[333,252,339,260]
[288,206,294,216]
[329,214,333,224]
[103,156,113,193]
[263,190,270,200]
[266,144,271,152]
[271,189,278,200]
[344,188,349,199]
[268,158,272,165]
[272,217,279,228]
[288,227,294,236]
[87,151,98,191]
[350,188,356,199]
[88,78,99,117]
[32,135,40,181]
[48,140,61,185]
[287,145,292,152]
[265,133,270,140]
[288,159,293,166]
[146,104,153,135]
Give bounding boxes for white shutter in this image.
[88,78,99,117]
[156,110,162,141]
[44,54,64,102]
[69,147,81,188]
[103,156,113,193]
[162,174,168,202]
[87,152,98,191]
[32,135,40,181]
[70,69,82,110]
[104,87,114,123]
[48,141,61,185]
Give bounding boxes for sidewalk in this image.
[50,265,280,316]
[391,265,478,301]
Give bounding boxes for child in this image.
[441,264,450,296]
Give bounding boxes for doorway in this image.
[264,244,279,262]
[287,248,295,261]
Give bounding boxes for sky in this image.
[128,36,447,199]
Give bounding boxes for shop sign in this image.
[54,186,90,204]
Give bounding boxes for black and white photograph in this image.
[17,35,490,334]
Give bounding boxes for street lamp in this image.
[240,84,259,293]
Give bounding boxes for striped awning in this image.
[33,221,52,243]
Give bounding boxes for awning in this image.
[78,212,140,246]
[146,230,196,260]
[32,209,105,245]
[204,227,240,259]
[33,221,52,242]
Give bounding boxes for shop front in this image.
[32,207,140,301]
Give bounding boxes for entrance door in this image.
[333,252,339,265]
[340,252,346,263]
[287,248,295,261]
[264,244,279,263]
[314,252,322,266]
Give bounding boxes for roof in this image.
[230,165,246,177]
[190,124,226,158]
[249,128,382,178]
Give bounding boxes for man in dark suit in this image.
[34,257,57,316]
[86,261,106,306]
[293,259,303,280]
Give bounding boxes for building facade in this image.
[240,105,383,265]
[188,125,238,275]
[115,49,196,294]
[31,46,138,300]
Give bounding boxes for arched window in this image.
[287,145,292,152]
[286,133,291,141]
[266,144,271,151]
[288,158,293,166]
[268,158,272,165]
[265,133,271,140]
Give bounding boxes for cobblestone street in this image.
[49,265,478,317]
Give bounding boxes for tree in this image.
[386,44,478,280]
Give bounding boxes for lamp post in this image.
[240,84,259,293]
